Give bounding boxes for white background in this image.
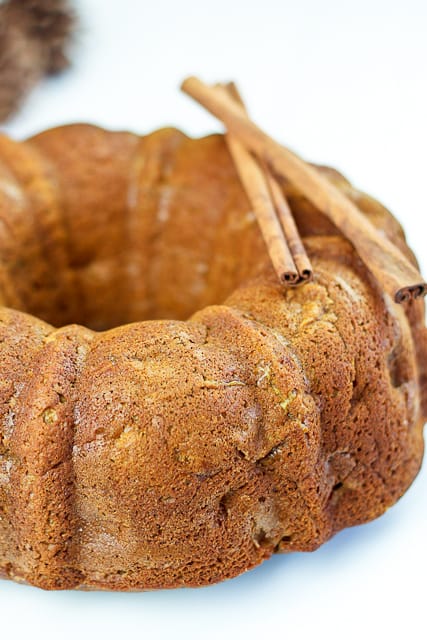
[1,1,426,638]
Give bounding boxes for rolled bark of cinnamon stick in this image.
[224,81,312,284]
[221,84,299,285]
[225,131,299,284]
[264,171,313,282]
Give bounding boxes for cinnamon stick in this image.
[265,172,312,282]
[220,85,299,285]
[225,130,300,284]
[225,82,312,283]
[181,76,427,304]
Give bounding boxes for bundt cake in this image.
[0,123,425,590]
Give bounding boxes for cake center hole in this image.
[12,218,255,331]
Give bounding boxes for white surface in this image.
[1,1,426,639]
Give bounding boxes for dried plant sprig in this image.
[0,0,76,122]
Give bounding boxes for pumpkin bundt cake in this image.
[0,124,425,590]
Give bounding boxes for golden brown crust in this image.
[0,125,425,590]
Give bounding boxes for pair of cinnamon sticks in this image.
[181,76,426,305]
[222,82,312,285]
